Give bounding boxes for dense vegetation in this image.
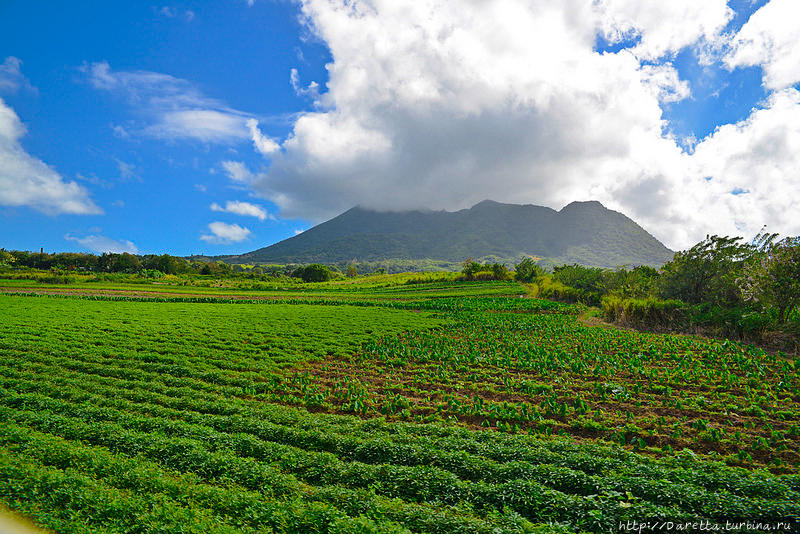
[515,234,800,349]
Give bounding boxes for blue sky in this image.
[1,0,799,254]
[0,1,329,255]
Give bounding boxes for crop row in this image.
[1,372,800,524]
[4,351,798,500]
[1,290,579,313]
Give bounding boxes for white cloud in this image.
[83,61,251,143]
[200,221,252,243]
[690,88,800,240]
[0,98,101,215]
[0,57,36,94]
[639,63,691,103]
[147,110,250,142]
[246,119,281,156]
[114,158,139,182]
[221,160,255,182]
[290,68,320,99]
[65,234,138,254]
[242,0,797,250]
[596,0,733,60]
[155,6,195,21]
[725,0,800,90]
[210,200,271,220]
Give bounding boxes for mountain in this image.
[225,200,674,269]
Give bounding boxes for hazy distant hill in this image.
[224,200,674,269]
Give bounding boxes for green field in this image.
[1,279,799,533]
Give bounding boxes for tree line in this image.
[503,233,799,345]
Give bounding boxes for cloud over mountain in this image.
[247,0,800,249]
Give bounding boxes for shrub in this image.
[293,264,334,283]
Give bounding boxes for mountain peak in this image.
[560,200,607,211]
[471,199,503,208]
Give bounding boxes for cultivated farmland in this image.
[1,278,799,533]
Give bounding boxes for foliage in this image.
[658,235,753,307]
[514,258,545,282]
[740,237,800,324]
[551,265,606,305]
[0,248,14,265]
[602,266,659,299]
[461,260,512,281]
[293,263,335,283]
[601,296,685,330]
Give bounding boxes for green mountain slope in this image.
[226,200,674,268]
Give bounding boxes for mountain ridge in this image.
[222,200,674,269]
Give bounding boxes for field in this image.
[1,276,799,533]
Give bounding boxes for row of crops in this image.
[1,289,799,532]
[279,311,800,471]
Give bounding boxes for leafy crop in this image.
[1,286,799,533]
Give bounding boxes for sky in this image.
[1,0,799,255]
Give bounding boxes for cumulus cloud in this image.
[65,234,138,254]
[596,0,732,60]
[244,0,800,249]
[725,0,800,90]
[82,61,252,143]
[690,88,800,239]
[200,221,252,243]
[0,98,101,215]
[210,200,272,220]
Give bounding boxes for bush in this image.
[293,264,334,283]
[459,261,511,281]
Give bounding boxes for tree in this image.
[346,265,358,278]
[740,237,800,324]
[514,257,544,282]
[491,262,511,281]
[603,265,659,298]
[0,249,14,266]
[461,259,482,278]
[659,235,752,306]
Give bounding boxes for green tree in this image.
[294,264,333,283]
[740,237,800,324]
[461,259,482,278]
[0,249,14,266]
[346,265,358,278]
[659,235,752,306]
[514,257,544,282]
[491,262,511,280]
[603,265,659,298]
